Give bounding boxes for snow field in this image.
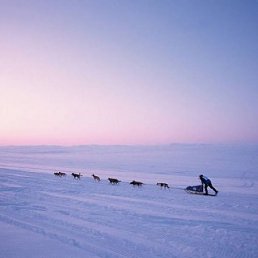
[1,168,258,258]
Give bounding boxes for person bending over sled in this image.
[199,175,218,195]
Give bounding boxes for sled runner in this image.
[185,185,216,196]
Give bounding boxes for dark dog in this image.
[108,178,121,184]
[54,172,66,177]
[71,173,82,179]
[92,174,100,182]
[157,182,169,189]
[130,180,143,186]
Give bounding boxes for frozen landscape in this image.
[0,144,258,258]
[1,0,258,257]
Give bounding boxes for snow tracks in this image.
[1,168,258,258]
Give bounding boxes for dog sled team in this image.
[53,171,172,189]
[54,171,218,195]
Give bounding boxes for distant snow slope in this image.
[1,167,258,258]
[0,144,257,179]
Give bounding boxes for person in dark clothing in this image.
[199,175,218,195]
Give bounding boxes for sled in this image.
[185,185,217,196]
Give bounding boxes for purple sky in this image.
[0,0,258,145]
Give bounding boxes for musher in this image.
[199,175,218,195]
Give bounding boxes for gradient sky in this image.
[0,0,258,145]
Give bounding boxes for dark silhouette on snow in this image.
[92,174,100,181]
[71,173,82,179]
[157,182,169,189]
[54,172,66,177]
[130,180,143,186]
[199,175,218,195]
[108,178,121,184]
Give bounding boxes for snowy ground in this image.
[0,145,258,258]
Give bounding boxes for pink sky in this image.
[1,1,258,145]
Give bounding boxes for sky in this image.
[0,0,258,145]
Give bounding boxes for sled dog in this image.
[71,173,81,179]
[92,174,100,181]
[157,183,169,188]
[108,178,121,184]
[130,180,143,186]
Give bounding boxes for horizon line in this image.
[0,142,257,148]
